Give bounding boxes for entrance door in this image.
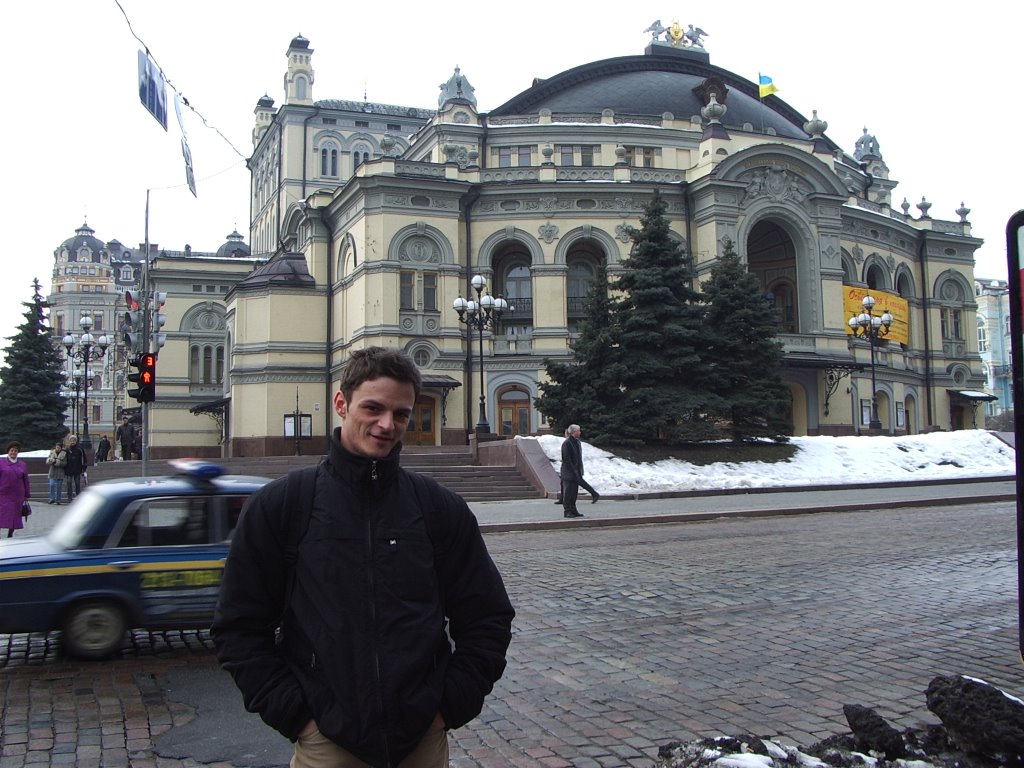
[498,388,532,436]
[405,397,435,445]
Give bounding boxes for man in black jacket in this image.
[63,435,87,502]
[559,424,600,518]
[212,347,514,768]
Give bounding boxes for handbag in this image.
[21,501,32,517]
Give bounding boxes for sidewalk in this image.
[469,474,1016,531]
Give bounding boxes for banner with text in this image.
[842,286,909,346]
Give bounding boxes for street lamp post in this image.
[453,274,508,435]
[848,294,893,430]
[63,313,110,451]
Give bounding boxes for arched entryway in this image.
[498,385,533,436]
[747,220,799,333]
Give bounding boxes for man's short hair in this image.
[340,347,422,402]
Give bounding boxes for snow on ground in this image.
[528,430,1016,495]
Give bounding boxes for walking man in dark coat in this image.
[560,424,599,518]
[64,435,87,502]
[115,417,135,460]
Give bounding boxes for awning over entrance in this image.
[419,375,461,426]
[189,396,231,414]
[420,375,462,390]
[948,389,998,402]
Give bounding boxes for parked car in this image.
[0,460,270,659]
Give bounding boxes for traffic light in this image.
[151,291,167,352]
[123,291,143,353]
[127,353,156,403]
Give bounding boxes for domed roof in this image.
[216,230,251,259]
[490,46,825,144]
[58,221,107,262]
[289,34,310,50]
[256,93,275,109]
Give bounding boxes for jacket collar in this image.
[326,426,402,489]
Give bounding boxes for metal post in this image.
[82,345,92,450]
[476,311,488,434]
[868,335,881,430]
[294,388,301,457]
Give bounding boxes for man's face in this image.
[334,376,415,459]
[572,427,582,438]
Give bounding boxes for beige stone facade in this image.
[225,35,986,455]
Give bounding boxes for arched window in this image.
[320,146,339,177]
[296,77,307,101]
[865,263,888,291]
[978,317,988,352]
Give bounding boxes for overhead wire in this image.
[112,0,248,161]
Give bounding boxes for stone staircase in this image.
[31,445,541,503]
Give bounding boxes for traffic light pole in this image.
[141,190,152,478]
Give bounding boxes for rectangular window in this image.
[580,145,595,166]
[193,284,203,292]
[624,146,656,167]
[497,145,532,167]
[941,308,963,340]
[322,117,337,125]
[860,399,872,426]
[557,145,574,165]
[423,272,437,311]
[400,271,415,310]
[387,123,401,132]
[205,285,216,293]
[355,120,369,128]
[92,313,103,332]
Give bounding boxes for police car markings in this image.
[0,560,225,581]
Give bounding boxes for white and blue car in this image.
[0,461,269,659]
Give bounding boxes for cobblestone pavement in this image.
[1,501,1020,767]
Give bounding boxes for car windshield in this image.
[48,490,109,550]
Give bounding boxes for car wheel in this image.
[62,600,127,659]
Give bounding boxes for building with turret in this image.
[222,29,988,455]
[48,226,263,457]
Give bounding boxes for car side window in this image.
[114,497,214,547]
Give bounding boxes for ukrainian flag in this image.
[758,74,779,99]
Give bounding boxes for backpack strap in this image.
[281,461,322,617]
[407,471,448,602]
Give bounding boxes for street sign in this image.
[137,50,168,131]
[1005,209,1024,661]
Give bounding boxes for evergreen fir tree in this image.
[609,190,719,444]
[0,280,71,449]
[702,240,792,442]
[535,265,625,444]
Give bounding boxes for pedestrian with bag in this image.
[560,423,600,518]
[0,440,31,538]
[64,435,87,502]
[46,440,67,504]
[213,346,514,768]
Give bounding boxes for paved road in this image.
[1,482,1020,767]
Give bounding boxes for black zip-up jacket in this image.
[212,429,514,767]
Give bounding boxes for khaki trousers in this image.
[290,721,448,768]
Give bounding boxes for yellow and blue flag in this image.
[758,74,779,99]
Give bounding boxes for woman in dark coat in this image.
[0,440,31,537]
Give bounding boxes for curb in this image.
[479,490,1017,534]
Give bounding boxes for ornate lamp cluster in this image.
[848,294,892,430]
[62,312,110,450]
[453,274,509,434]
